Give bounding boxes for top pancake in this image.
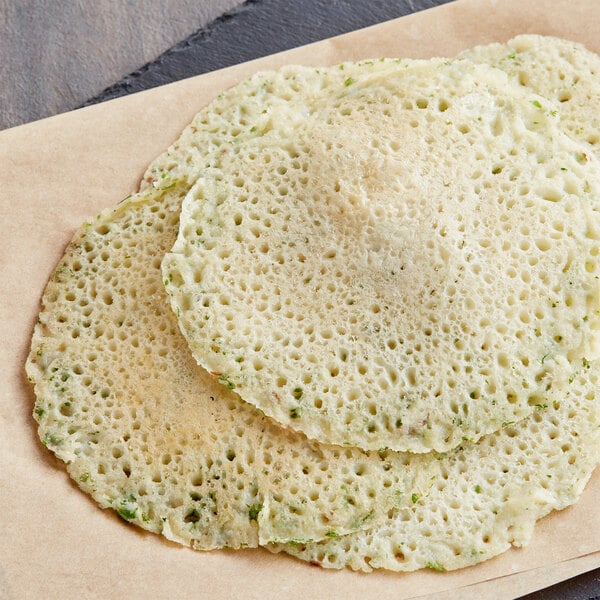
[460,34,600,156]
[163,59,600,453]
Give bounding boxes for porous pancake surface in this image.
[270,36,600,573]
[163,59,600,453]
[460,34,600,156]
[140,59,424,192]
[271,366,600,571]
[26,186,432,549]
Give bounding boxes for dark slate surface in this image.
[83,0,452,106]
[520,570,600,600]
[83,1,600,598]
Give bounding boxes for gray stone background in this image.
[0,0,244,130]
[1,0,449,130]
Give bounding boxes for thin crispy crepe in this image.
[163,58,600,453]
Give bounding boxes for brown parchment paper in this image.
[2,0,600,598]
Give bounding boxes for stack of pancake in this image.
[26,35,600,572]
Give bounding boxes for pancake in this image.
[138,58,424,193]
[271,365,600,571]
[25,184,433,549]
[163,58,600,453]
[460,34,600,156]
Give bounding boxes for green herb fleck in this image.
[534,403,548,410]
[117,507,136,521]
[351,510,374,529]
[507,52,517,59]
[532,100,543,109]
[218,373,236,390]
[411,493,419,504]
[344,77,355,87]
[325,530,339,538]
[117,498,138,521]
[426,561,446,572]
[474,485,482,494]
[582,357,591,369]
[79,472,90,483]
[42,433,63,447]
[286,538,313,546]
[117,507,137,521]
[247,504,263,521]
